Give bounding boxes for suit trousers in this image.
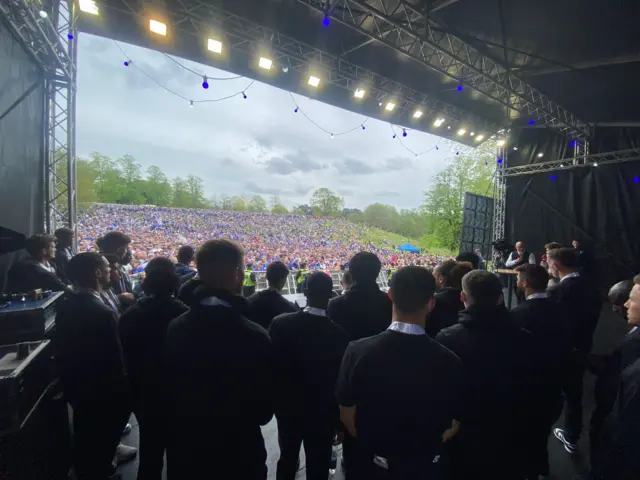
[276,416,334,480]
[71,397,130,480]
[134,406,168,480]
[562,357,587,442]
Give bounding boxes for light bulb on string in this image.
[242,92,247,99]
[435,146,439,150]
[202,76,209,89]
[457,84,463,92]
[361,125,366,130]
[124,61,130,67]
[189,100,194,108]
[402,129,407,137]
[38,10,48,18]
[392,134,396,139]
[67,33,74,40]
[330,133,334,139]
[294,107,298,113]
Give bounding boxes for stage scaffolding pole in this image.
[491,143,507,270]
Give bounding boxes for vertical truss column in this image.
[45,0,77,235]
[572,137,590,166]
[491,145,507,270]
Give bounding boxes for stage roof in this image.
[78,0,640,145]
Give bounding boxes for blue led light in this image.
[243,92,247,99]
[529,120,535,125]
[497,158,503,164]
[570,141,576,147]
[67,33,74,40]
[322,16,330,27]
[393,134,396,139]
[294,107,298,113]
[457,85,463,92]
[362,125,366,130]
[550,175,557,181]
[403,130,407,137]
[634,176,639,183]
[124,61,129,67]
[456,152,459,155]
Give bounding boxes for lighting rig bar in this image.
[298,0,591,138]
[503,148,640,177]
[107,0,502,136]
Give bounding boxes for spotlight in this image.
[258,57,273,70]
[457,128,466,136]
[593,162,599,167]
[149,19,167,36]
[322,16,330,27]
[207,39,223,54]
[513,146,518,151]
[385,102,396,112]
[79,0,99,15]
[413,110,423,119]
[497,139,506,147]
[67,33,74,40]
[447,126,451,130]
[308,76,320,87]
[282,66,289,73]
[354,89,366,99]
[537,153,544,158]
[475,135,484,142]
[457,84,463,92]
[529,120,536,125]
[633,176,639,183]
[38,10,48,18]
[470,132,475,136]
[378,102,383,106]
[403,129,407,137]
[550,175,556,180]
[497,158,503,164]
[433,118,445,127]
[202,76,209,89]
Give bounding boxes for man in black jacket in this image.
[547,248,603,454]
[164,239,274,480]
[54,227,75,285]
[327,251,392,476]
[97,231,135,307]
[337,266,463,480]
[427,262,471,338]
[118,257,189,479]
[7,234,69,293]
[436,270,534,480]
[247,261,298,330]
[512,264,572,477]
[269,272,349,480]
[174,245,197,284]
[54,252,131,480]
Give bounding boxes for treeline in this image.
[67,142,495,252]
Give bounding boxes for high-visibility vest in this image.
[388,268,397,280]
[244,270,255,287]
[297,269,309,284]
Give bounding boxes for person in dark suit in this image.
[174,245,197,284]
[164,239,274,480]
[97,231,136,307]
[547,248,603,454]
[247,261,297,330]
[7,234,69,293]
[512,264,571,478]
[54,252,131,480]
[427,262,472,338]
[269,272,349,480]
[177,274,202,306]
[337,266,463,480]
[54,227,74,284]
[118,257,189,480]
[327,251,392,476]
[590,276,640,471]
[436,270,534,480]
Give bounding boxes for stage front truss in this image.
[0,0,78,236]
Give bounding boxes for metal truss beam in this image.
[491,145,507,269]
[503,148,640,177]
[106,0,501,134]
[297,0,591,137]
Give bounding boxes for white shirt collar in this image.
[200,296,232,307]
[629,326,639,335]
[560,272,581,282]
[526,293,549,300]
[388,321,425,336]
[304,307,326,317]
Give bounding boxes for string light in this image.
[202,76,209,89]
[529,120,536,125]
[242,92,247,99]
[67,33,74,40]
[402,129,407,137]
[322,15,330,27]
[457,85,463,92]
[124,60,130,67]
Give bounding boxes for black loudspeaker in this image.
[460,193,494,260]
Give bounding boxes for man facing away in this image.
[547,247,602,455]
[164,239,274,480]
[246,261,297,330]
[54,227,75,285]
[174,245,197,285]
[427,261,472,338]
[336,266,463,480]
[269,272,349,480]
[54,252,131,480]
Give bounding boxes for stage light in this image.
[413,110,423,119]
[497,139,506,146]
[322,16,330,27]
[308,76,320,87]
[537,153,544,158]
[207,39,222,54]
[593,162,599,167]
[124,61,130,67]
[457,128,466,136]
[258,57,273,70]
[497,158,503,164]
[354,89,366,99]
[470,132,475,136]
[475,135,484,142]
[330,133,335,139]
[39,10,48,18]
[513,146,518,151]
[385,102,396,112]
[633,176,639,183]
[433,118,445,127]
[447,126,451,130]
[79,0,99,15]
[529,120,536,125]
[67,33,74,40]
[282,66,289,73]
[149,19,167,36]
[457,84,463,92]
[550,175,556,180]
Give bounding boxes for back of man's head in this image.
[144,257,179,297]
[547,247,580,270]
[97,231,131,254]
[390,266,436,315]
[266,261,290,290]
[461,270,503,308]
[68,252,105,289]
[25,234,56,258]
[305,272,334,309]
[196,239,244,293]
[544,242,563,252]
[608,279,633,307]
[449,262,474,290]
[456,252,480,270]
[54,227,74,247]
[514,264,549,292]
[177,245,195,265]
[349,251,381,284]
[433,259,456,288]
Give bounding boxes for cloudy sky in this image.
[77,34,457,210]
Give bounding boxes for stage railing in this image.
[253,270,390,295]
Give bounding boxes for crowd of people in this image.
[76,204,447,274]
[1,227,639,480]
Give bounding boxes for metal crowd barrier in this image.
[253,270,390,295]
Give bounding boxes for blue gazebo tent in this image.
[397,243,420,253]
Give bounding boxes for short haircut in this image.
[461,270,503,308]
[449,262,474,290]
[456,252,480,270]
[341,270,353,286]
[305,272,334,299]
[514,264,549,291]
[54,227,74,239]
[177,245,195,264]
[144,257,179,296]
[349,252,381,284]
[68,252,105,287]
[266,261,289,286]
[390,266,436,314]
[25,234,56,257]
[196,239,244,277]
[434,259,456,282]
[102,253,120,266]
[608,279,634,306]
[547,247,580,269]
[544,242,563,251]
[97,231,131,253]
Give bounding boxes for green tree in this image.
[116,155,144,204]
[144,165,173,206]
[310,188,344,217]
[271,202,289,214]
[363,203,401,232]
[231,196,247,211]
[248,195,268,212]
[76,159,98,204]
[172,177,189,207]
[293,204,313,215]
[89,152,124,203]
[185,174,207,208]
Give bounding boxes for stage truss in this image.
[0,0,78,236]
